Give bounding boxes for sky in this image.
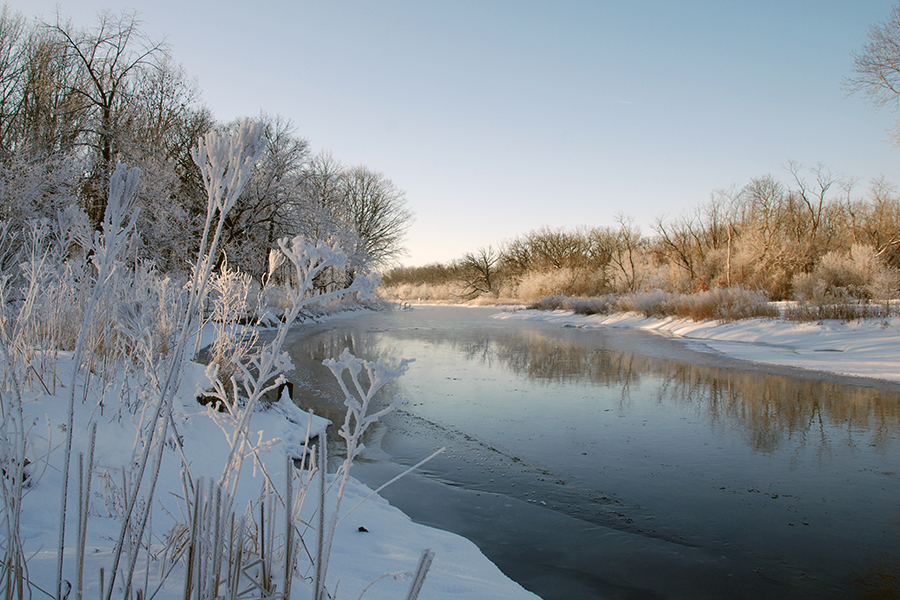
[9,0,900,266]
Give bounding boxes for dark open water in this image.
[282,306,900,600]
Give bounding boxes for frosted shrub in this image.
[787,245,895,321]
[619,289,672,317]
[0,151,79,235]
[813,245,875,296]
[209,260,254,324]
[612,287,777,321]
[791,271,829,305]
[785,285,867,321]
[517,269,569,302]
[515,268,607,302]
[675,287,777,321]
[205,262,258,403]
[868,265,900,316]
[528,294,619,315]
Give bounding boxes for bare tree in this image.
[788,160,833,237]
[0,6,27,154]
[653,214,701,287]
[340,165,413,270]
[846,3,900,144]
[609,214,645,293]
[458,245,501,298]
[46,9,165,225]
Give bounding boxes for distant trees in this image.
[382,5,900,306]
[382,166,900,305]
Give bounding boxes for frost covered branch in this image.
[315,348,412,600]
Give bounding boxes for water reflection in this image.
[287,319,900,455]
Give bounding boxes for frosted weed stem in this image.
[57,164,140,600]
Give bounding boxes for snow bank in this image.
[14,353,538,600]
[495,309,900,383]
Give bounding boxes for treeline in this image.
[0,6,411,281]
[383,163,900,306]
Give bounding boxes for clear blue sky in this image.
[11,0,900,266]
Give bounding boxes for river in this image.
[281,305,900,600]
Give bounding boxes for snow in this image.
[493,309,900,384]
[13,349,539,600]
[12,307,899,600]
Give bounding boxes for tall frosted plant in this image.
[214,238,359,497]
[103,120,268,600]
[176,238,379,599]
[0,221,50,600]
[315,349,412,600]
[56,163,141,600]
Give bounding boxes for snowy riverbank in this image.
[494,308,900,384]
[17,346,540,600]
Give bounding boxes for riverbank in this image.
[492,308,900,384]
[12,328,540,600]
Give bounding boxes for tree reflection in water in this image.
[290,321,900,455]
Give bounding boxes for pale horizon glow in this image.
[9,0,900,267]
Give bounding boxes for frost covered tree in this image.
[216,114,311,277]
[0,6,412,284]
[298,150,359,257]
[0,7,214,271]
[44,10,167,226]
[295,151,413,287]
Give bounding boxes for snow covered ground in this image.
[14,348,540,600]
[494,308,900,384]
[12,357,535,599]
[14,308,899,600]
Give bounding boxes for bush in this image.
[618,289,672,318]
[788,245,900,321]
[784,286,881,321]
[536,287,778,321]
[516,268,607,302]
[675,287,778,321]
[527,294,619,315]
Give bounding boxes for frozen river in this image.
[282,305,900,599]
